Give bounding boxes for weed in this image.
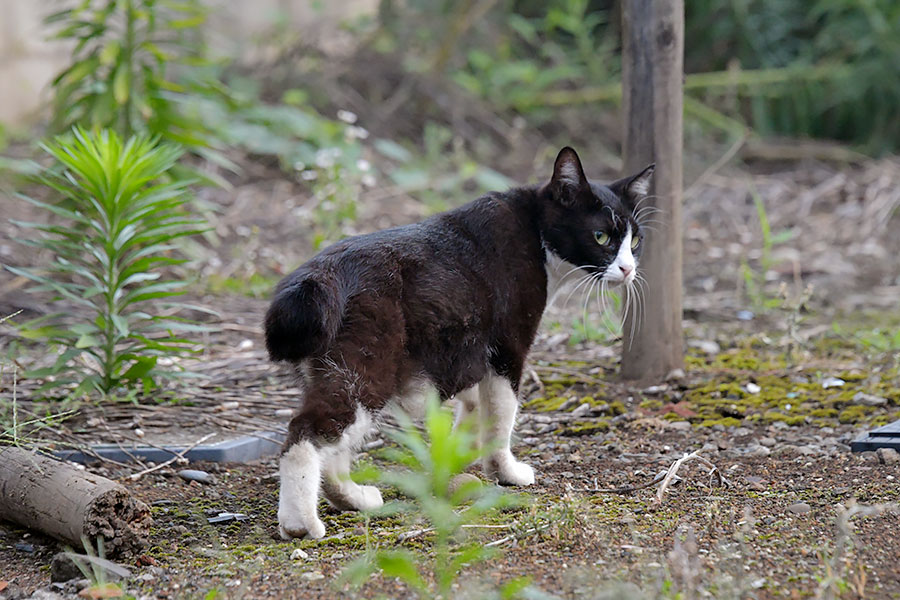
[341,395,529,599]
[8,128,208,396]
[740,182,795,311]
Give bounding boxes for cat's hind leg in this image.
[479,373,535,486]
[453,384,480,432]
[278,439,325,539]
[320,408,383,512]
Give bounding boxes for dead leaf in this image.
[0,581,8,592]
[78,583,124,599]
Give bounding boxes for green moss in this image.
[608,400,626,415]
[561,419,610,436]
[761,411,806,426]
[640,399,663,411]
[837,405,875,424]
[698,417,742,428]
[523,395,568,411]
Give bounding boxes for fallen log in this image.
[0,446,151,557]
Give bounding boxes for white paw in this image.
[278,514,326,540]
[499,460,535,486]
[356,485,384,511]
[485,453,536,486]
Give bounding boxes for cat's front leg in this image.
[479,373,535,486]
[278,440,326,539]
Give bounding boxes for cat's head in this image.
[539,146,654,286]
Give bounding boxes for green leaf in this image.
[374,551,427,591]
[75,334,100,349]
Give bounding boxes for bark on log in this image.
[0,446,151,557]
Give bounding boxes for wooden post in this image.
[620,0,684,381]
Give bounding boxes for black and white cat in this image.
[265,147,653,539]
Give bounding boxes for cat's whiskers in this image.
[563,271,599,307]
[581,273,601,338]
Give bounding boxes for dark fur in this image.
[266,147,652,447]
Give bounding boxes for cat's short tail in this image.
[264,275,345,362]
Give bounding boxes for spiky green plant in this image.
[8,127,207,395]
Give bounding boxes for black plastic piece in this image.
[850,420,900,452]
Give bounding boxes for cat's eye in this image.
[631,235,640,249]
[594,232,610,246]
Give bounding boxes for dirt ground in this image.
[2,148,900,599]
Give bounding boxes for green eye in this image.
[631,235,640,249]
[594,232,610,245]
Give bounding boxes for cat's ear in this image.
[610,163,655,211]
[550,147,589,205]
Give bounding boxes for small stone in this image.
[668,421,691,432]
[15,542,35,553]
[275,408,293,418]
[665,368,685,382]
[787,502,811,515]
[643,385,666,395]
[822,377,845,389]
[559,397,580,411]
[745,382,761,394]
[28,591,66,600]
[747,445,771,457]
[734,427,752,437]
[178,469,216,485]
[876,448,899,465]
[571,403,591,417]
[51,553,131,583]
[449,473,481,495]
[771,421,789,430]
[290,548,309,560]
[301,571,325,581]
[688,339,720,355]
[736,310,754,321]
[745,476,767,491]
[853,392,888,407]
[759,437,776,447]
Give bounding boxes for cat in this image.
[265,146,653,539]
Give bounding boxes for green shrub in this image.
[9,127,207,395]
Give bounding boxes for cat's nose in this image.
[619,265,633,278]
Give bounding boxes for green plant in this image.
[740,183,794,310]
[8,127,207,395]
[375,122,514,213]
[46,0,221,156]
[342,395,528,599]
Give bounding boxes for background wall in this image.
[0,0,376,125]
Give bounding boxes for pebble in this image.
[745,476,767,491]
[178,469,216,485]
[854,392,888,407]
[571,403,591,417]
[689,339,721,355]
[667,421,691,432]
[449,473,481,495]
[759,437,776,447]
[787,502,811,515]
[275,408,293,418]
[15,542,35,553]
[745,382,761,394]
[301,571,325,581]
[734,427,752,437]
[876,448,899,465]
[290,548,309,560]
[822,377,845,389]
[746,445,771,458]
